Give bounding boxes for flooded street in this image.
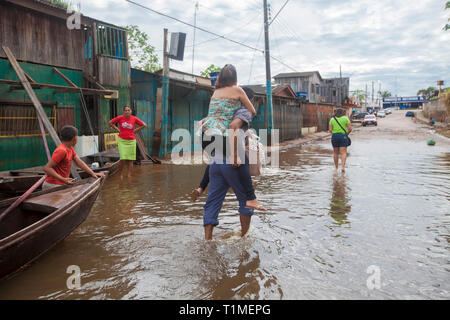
[1,111,449,299]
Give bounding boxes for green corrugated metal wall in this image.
[0,58,82,171]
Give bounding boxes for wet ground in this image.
[1,110,449,299]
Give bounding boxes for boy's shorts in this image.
[233,108,253,130]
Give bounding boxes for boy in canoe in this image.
[43,125,105,189]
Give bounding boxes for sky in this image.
[76,0,450,97]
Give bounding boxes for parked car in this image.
[405,111,415,117]
[377,111,386,117]
[362,114,377,126]
[384,108,392,114]
[352,112,368,120]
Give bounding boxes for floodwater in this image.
[1,128,449,299]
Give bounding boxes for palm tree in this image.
[380,90,392,98]
[352,89,366,105]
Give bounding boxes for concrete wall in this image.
[423,99,449,123]
[302,103,339,133]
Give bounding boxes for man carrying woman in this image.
[109,106,146,179]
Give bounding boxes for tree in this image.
[380,90,392,98]
[200,64,222,78]
[417,86,438,100]
[352,89,366,105]
[125,25,161,73]
[444,1,450,31]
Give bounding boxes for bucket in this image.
[210,72,219,86]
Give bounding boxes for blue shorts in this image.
[203,162,254,226]
[331,133,349,148]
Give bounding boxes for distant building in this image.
[321,77,350,106]
[382,96,425,109]
[274,71,322,103]
[273,71,349,106]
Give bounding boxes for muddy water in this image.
[0,133,449,299]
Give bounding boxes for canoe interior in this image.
[0,182,94,241]
[0,152,118,195]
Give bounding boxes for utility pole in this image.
[378,82,381,109]
[160,28,170,158]
[263,0,273,141]
[339,65,342,106]
[191,2,198,74]
[372,81,374,107]
[365,83,368,111]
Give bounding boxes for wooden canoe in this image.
[1,159,119,195]
[0,176,105,282]
[0,174,44,194]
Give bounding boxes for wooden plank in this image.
[22,183,92,213]
[0,79,114,95]
[135,132,150,160]
[53,67,79,88]
[2,46,81,181]
[82,72,106,90]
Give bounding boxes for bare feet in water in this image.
[245,199,267,211]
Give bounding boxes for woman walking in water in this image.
[109,106,146,179]
[199,64,263,240]
[329,108,352,172]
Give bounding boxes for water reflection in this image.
[328,173,351,227]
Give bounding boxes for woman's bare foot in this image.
[191,188,203,201]
[245,199,267,211]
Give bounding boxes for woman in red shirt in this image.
[109,106,146,179]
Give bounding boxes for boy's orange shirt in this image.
[45,143,77,185]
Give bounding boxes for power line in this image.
[125,0,264,53]
[269,0,289,26]
[248,25,264,84]
[125,0,298,73]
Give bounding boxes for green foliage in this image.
[200,64,222,78]
[125,25,161,73]
[417,86,438,100]
[48,0,69,8]
[380,90,392,98]
[47,0,79,11]
[444,1,450,31]
[352,89,366,103]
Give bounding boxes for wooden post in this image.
[2,46,81,180]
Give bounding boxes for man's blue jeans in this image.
[203,162,254,226]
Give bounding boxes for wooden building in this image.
[0,0,130,170]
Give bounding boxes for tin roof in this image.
[274,71,323,81]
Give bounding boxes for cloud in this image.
[77,0,450,95]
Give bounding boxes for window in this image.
[0,105,56,137]
[97,24,127,59]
